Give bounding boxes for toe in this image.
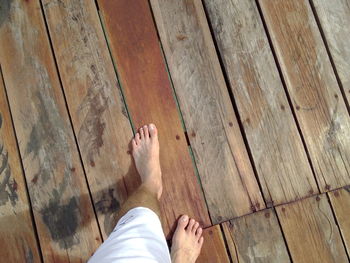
[196,227,202,240]
[198,236,204,247]
[135,133,141,144]
[192,222,199,233]
[132,139,137,149]
[149,123,157,138]
[143,125,149,138]
[176,215,189,230]
[139,127,145,139]
[187,219,195,232]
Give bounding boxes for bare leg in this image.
[113,123,204,263]
[114,123,162,223]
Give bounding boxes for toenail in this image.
[182,215,188,221]
[150,124,155,130]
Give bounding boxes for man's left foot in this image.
[132,124,162,199]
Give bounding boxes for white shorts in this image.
[88,207,172,263]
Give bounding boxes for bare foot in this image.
[171,215,204,263]
[132,123,162,199]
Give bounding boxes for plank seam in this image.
[0,65,44,263]
[308,0,350,117]
[38,0,103,241]
[201,0,267,208]
[219,223,235,263]
[273,206,294,262]
[254,0,322,196]
[326,192,350,260]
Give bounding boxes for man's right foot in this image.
[171,215,204,263]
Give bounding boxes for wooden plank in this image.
[150,0,264,223]
[97,0,210,236]
[0,0,101,261]
[276,194,348,262]
[258,0,350,191]
[0,69,41,262]
[203,0,318,206]
[328,186,350,254]
[197,225,230,263]
[222,209,290,263]
[41,0,137,238]
[312,0,350,104]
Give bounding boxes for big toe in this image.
[176,215,189,231]
[148,123,158,138]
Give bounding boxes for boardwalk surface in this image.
[1,0,350,262]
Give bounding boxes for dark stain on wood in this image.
[228,122,233,127]
[41,196,79,249]
[0,114,18,207]
[325,184,331,191]
[25,90,72,185]
[334,191,339,197]
[95,188,120,234]
[176,135,180,140]
[0,0,12,28]
[77,65,109,166]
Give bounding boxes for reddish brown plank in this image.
[150,0,264,223]
[328,187,350,254]
[98,0,210,236]
[259,0,350,191]
[41,0,137,238]
[0,68,41,262]
[277,194,348,262]
[0,0,101,261]
[197,225,230,263]
[203,0,318,206]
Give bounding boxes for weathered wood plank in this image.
[276,194,348,262]
[41,0,137,238]
[197,225,230,263]
[222,209,290,263]
[258,0,350,191]
[0,0,101,261]
[0,68,41,262]
[312,0,350,104]
[97,0,210,236]
[328,186,350,255]
[150,0,264,223]
[203,0,318,206]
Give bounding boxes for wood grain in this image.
[203,0,318,206]
[259,0,350,191]
[97,0,210,237]
[312,0,350,104]
[150,0,264,223]
[223,209,290,263]
[0,0,101,261]
[197,225,230,263]
[276,194,348,262]
[42,0,138,238]
[328,187,350,255]
[0,68,41,262]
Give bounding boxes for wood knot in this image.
[176,34,187,41]
[245,118,250,125]
[334,191,340,197]
[280,104,285,110]
[281,207,286,212]
[296,105,300,110]
[90,160,95,167]
[70,167,76,172]
[229,122,233,127]
[191,132,196,137]
[217,216,223,222]
[264,212,270,218]
[334,94,338,99]
[208,230,213,235]
[316,196,321,201]
[175,135,180,140]
[308,189,314,195]
[126,150,131,155]
[325,184,331,191]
